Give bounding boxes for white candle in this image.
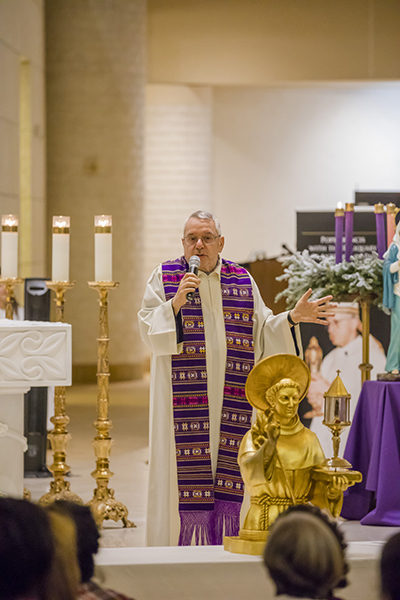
[1,214,18,278]
[94,215,112,282]
[52,216,70,282]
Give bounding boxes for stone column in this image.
[45,0,146,381]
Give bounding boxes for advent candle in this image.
[335,203,344,264]
[386,203,396,249]
[344,203,354,262]
[375,203,386,259]
[94,215,112,282]
[1,214,19,278]
[52,216,70,281]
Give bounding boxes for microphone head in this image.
[188,255,201,268]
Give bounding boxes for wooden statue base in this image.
[224,534,268,555]
[377,372,400,381]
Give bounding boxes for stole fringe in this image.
[213,499,241,545]
[178,510,214,546]
[178,500,241,546]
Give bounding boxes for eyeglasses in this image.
[183,234,220,245]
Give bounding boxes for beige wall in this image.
[0,0,46,281]
[146,0,400,265]
[148,0,400,85]
[144,85,213,278]
[212,84,400,262]
[46,0,146,381]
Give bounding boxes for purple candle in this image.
[344,203,354,262]
[335,204,344,264]
[375,203,386,259]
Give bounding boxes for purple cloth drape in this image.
[341,381,400,526]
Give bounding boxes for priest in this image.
[138,210,333,546]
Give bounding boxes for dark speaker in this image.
[24,278,51,476]
[24,278,51,321]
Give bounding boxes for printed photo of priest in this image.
[301,302,387,457]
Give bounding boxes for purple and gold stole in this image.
[162,257,254,545]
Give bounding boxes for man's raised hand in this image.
[290,289,336,325]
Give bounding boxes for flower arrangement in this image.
[276,250,385,310]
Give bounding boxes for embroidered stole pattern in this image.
[162,257,254,544]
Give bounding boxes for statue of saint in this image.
[383,215,400,374]
[225,354,361,554]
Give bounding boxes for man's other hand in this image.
[290,289,336,325]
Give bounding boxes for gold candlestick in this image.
[87,281,134,528]
[359,298,372,384]
[0,277,24,319]
[39,281,82,506]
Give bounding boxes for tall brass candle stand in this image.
[39,281,82,505]
[0,277,24,319]
[87,281,134,528]
[335,294,374,387]
[359,298,372,385]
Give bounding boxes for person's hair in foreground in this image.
[380,532,400,600]
[263,507,345,599]
[47,500,100,583]
[0,497,54,600]
[46,511,80,600]
[45,509,81,600]
[282,504,349,593]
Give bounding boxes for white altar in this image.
[95,534,387,600]
[0,319,72,496]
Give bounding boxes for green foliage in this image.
[276,250,385,310]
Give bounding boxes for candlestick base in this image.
[88,483,135,528]
[39,480,83,506]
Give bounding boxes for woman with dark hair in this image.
[47,500,100,584]
[47,500,136,600]
[0,497,54,600]
[380,532,400,600]
[45,510,81,600]
[263,508,346,600]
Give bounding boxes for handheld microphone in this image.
[186,255,201,301]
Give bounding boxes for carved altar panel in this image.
[0,320,72,388]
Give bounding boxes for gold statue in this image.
[224,354,361,555]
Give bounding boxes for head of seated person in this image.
[263,506,345,600]
[45,509,81,600]
[381,532,400,600]
[0,497,54,600]
[47,500,100,585]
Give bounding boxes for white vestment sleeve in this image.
[250,275,303,362]
[138,265,183,356]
